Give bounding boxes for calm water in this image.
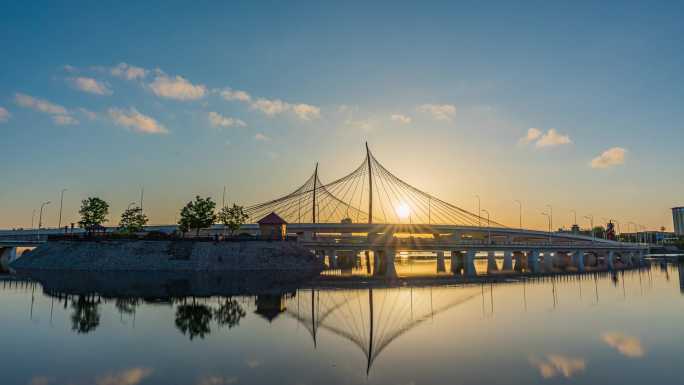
[2,260,684,385]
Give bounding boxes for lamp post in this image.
[38,201,51,229]
[127,202,137,210]
[542,212,551,244]
[58,189,67,229]
[545,204,553,233]
[514,200,522,229]
[628,222,637,243]
[475,195,481,227]
[31,209,36,230]
[481,209,491,244]
[585,215,594,243]
[570,209,577,226]
[613,220,621,241]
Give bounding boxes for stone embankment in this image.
[11,240,323,273]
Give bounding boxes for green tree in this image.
[593,226,606,239]
[178,196,216,236]
[119,206,148,233]
[78,197,109,233]
[217,204,249,236]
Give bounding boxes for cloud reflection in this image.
[196,376,238,385]
[529,355,586,379]
[601,332,645,358]
[95,368,153,385]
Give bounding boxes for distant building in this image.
[673,207,684,236]
[257,212,287,240]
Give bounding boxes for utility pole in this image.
[139,187,144,213]
[222,185,226,209]
[514,200,522,229]
[312,163,318,223]
[475,195,481,227]
[366,142,373,224]
[58,188,67,229]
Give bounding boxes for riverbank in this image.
[10,240,324,273]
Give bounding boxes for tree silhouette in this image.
[78,197,109,234]
[178,196,216,236]
[175,302,213,340]
[71,295,101,334]
[214,298,246,329]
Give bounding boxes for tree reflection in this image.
[175,301,213,340]
[115,297,139,315]
[214,298,246,329]
[71,295,101,334]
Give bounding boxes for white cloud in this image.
[601,332,644,357]
[254,133,270,141]
[391,114,412,124]
[417,104,456,121]
[292,103,320,120]
[520,128,572,148]
[108,107,167,134]
[78,108,97,120]
[95,368,153,385]
[591,147,627,169]
[251,98,289,116]
[69,77,112,95]
[63,64,77,73]
[535,128,572,148]
[111,62,148,80]
[149,74,206,100]
[15,93,67,115]
[529,355,586,379]
[346,119,373,131]
[0,107,9,122]
[520,128,542,144]
[220,88,251,102]
[15,93,77,125]
[208,111,246,128]
[53,114,79,125]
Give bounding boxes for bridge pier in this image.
[575,250,585,272]
[487,251,498,273]
[384,249,397,279]
[513,251,525,271]
[527,250,540,273]
[606,250,615,270]
[465,250,477,276]
[436,251,446,273]
[450,251,464,275]
[502,250,513,271]
[0,247,17,272]
[543,251,554,271]
[327,249,338,269]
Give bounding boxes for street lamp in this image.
[541,212,552,243]
[628,222,637,243]
[570,209,577,226]
[38,201,51,229]
[127,202,138,210]
[475,195,481,227]
[545,204,553,232]
[514,200,522,229]
[58,188,68,229]
[584,215,594,243]
[481,209,491,244]
[31,209,36,230]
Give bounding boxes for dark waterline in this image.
[1,259,683,385]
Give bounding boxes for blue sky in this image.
[1,0,682,230]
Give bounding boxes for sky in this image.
[1,0,682,231]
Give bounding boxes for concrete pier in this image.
[528,250,540,273]
[436,251,446,273]
[465,250,477,276]
[384,249,397,278]
[576,250,585,272]
[487,251,498,273]
[503,250,513,271]
[450,251,464,275]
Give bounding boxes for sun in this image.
[395,202,411,219]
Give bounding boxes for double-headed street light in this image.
[514,200,522,229]
[541,212,552,243]
[58,188,68,229]
[38,201,51,229]
[481,209,491,244]
[584,215,594,243]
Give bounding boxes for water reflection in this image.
[1,261,684,385]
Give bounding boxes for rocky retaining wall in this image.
[11,240,323,273]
